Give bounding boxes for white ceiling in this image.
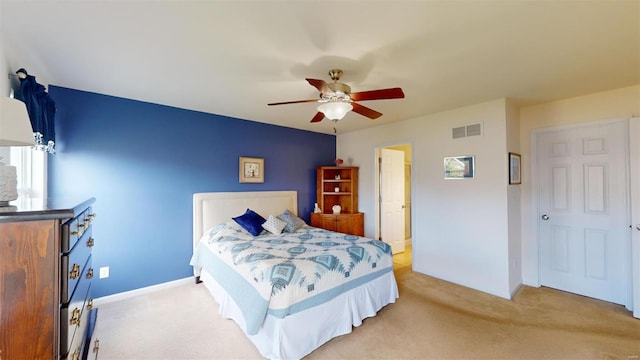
[2,1,638,135]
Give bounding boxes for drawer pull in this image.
[86,268,94,279]
[78,223,87,229]
[93,339,100,354]
[70,264,81,279]
[71,229,84,237]
[86,237,95,247]
[71,349,80,360]
[87,298,94,310]
[70,308,81,326]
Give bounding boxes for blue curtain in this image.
[15,68,56,153]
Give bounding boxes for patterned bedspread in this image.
[190,222,394,335]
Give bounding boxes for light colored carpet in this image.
[94,250,639,359]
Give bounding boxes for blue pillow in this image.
[232,208,266,236]
[277,209,306,233]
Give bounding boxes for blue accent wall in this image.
[47,86,336,298]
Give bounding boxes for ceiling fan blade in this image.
[267,99,318,106]
[349,87,405,101]
[310,112,325,123]
[351,102,382,119]
[306,78,331,94]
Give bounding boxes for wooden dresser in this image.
[310,212,364,236]
[0,198,99,360]
[311,166,364,236]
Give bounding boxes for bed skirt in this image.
[199,268,399,360]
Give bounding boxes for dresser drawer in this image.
[61,207,95,253]
[61,227,94,303]
[61,289,95,360]
[62,213,83,253]
[65,287,92,360]
[60,255,93,357]
[82,308,100,360]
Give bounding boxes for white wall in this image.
[340,86,639,301]
[339,99,513,299]
[630,117,640,317]
[1,11,21,96]
[519,85,640,286]
[1,4,52,97]
[0,1,8,94]
[506,99,522,295]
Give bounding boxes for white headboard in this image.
[193,191,298,247]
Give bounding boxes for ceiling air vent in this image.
[452,123,482,139]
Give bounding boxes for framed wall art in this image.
[239,157,264,183]
[509,152,521,185]
[444,155,474,179]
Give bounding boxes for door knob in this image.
[636,224,640,231]
[541,214,550,221]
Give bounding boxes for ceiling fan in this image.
[268,69,405,123]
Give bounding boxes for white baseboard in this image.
[510,283,523,299]
[93,277,193,306]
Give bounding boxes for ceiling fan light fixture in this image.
[317,102,352,121]
[268,69,404,124]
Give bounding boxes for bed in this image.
[190,191,399,360]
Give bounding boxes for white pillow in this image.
[262,215,287,235]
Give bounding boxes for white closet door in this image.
[537,121,629,305]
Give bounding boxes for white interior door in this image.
[380,148,405,254]
[537,121,629,305]
[629,117,640,317]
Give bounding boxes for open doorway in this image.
[375,143,412,266]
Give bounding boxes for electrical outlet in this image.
[99,266,109,279]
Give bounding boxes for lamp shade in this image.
[317,102,353,121]
[0,97,34,146]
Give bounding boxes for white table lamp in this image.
[0,97,34,207]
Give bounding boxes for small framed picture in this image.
[509,152,521,185]
[444,155,474,179]
[239,157,264,183]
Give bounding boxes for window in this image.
[3,146,46,200]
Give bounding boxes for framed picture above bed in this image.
[239,157,264,183]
